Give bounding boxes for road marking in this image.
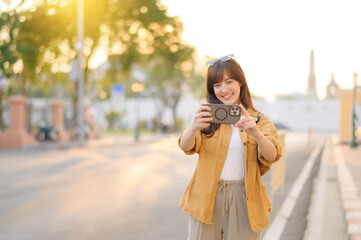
[262,137,325,240]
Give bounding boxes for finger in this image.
[238,116,249,125]
[243,121,257,131]
[197,105,211,113]
[201,123,211,130]
[196,111,212,119]
[235,122,247,129]
[201,117,213,123]
[247,118,255,124]
[201,103,211,110]
[239,103,250,118]
[196,103,208,113]
[233,115,246,128]
[243,125,251,131]
[196,114,213,122]
[243,125,256,132]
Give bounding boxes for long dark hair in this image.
[201,58,256,136]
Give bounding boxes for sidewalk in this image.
[305,136,361,240]
[335,140,361,240]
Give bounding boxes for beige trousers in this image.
[187,180,260,240]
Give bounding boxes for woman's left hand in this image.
[234,104,277,162]
[233,104,261,138]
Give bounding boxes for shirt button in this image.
[243,142,247,146]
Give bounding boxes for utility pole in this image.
[76,0,85,142]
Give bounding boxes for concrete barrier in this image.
[270,130,286,204]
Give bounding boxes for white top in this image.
[219,125,245,181]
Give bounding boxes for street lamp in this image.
[131,82,145,141]
[0,69,9,131]
[351,72,358,148]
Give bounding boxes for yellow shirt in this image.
[178,108,283,232]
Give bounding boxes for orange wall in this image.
[339,89,361,142]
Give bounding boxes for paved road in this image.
[0,131,321,240]
[262,131,323,240]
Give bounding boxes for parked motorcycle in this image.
[36,126,58,141]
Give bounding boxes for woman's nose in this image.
[220,83,227,92]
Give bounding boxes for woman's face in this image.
[213,72,242,105]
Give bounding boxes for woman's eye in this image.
[214,84,220,88]
[227,80,233,84]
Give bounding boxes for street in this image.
[0,131,321,240]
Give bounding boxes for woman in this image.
[178,54,283,240]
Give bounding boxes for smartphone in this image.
[204,103,241,124]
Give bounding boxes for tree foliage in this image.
[0,0,203,124]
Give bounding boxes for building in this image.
[326,74,340,99]
[306,50,319,100]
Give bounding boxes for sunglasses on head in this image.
[206,54,235,67]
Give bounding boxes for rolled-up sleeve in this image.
[178,130,202,155]
[257,118,283,175]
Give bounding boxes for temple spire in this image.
[306,50,319,100]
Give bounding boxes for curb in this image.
[334,138,361,240]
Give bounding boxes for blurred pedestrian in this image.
[178,54,283,240]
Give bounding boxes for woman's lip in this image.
[223,93,233,99]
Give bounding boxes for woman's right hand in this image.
[190,104,213,131]
[179,104,212,152]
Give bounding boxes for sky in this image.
[161,0,361,101]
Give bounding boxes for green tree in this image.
[1,0,198,91]
[0,9,21,80]
[0,0,203,130]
